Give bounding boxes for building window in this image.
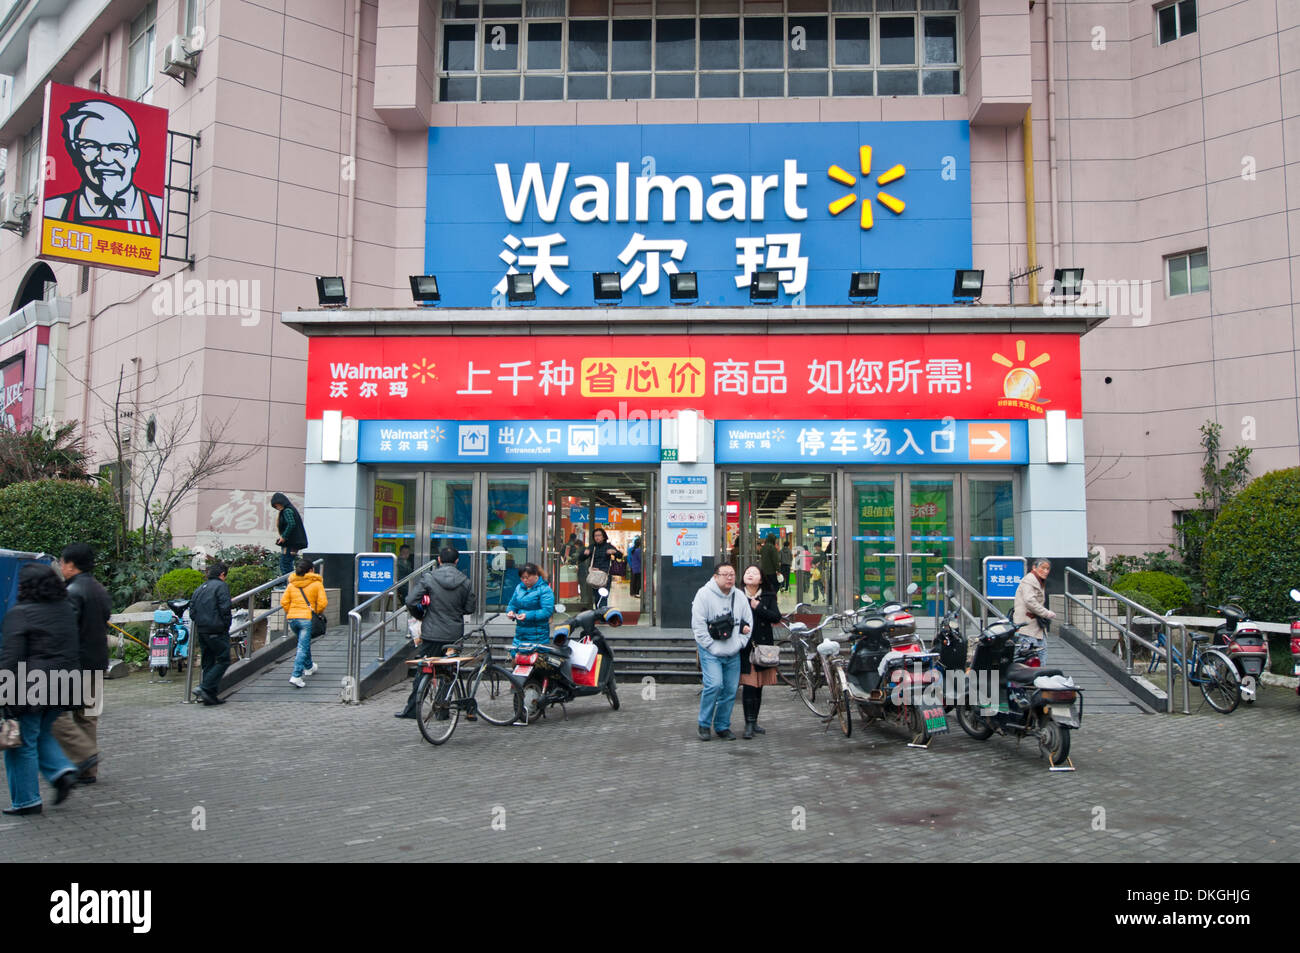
[437,0,961,102]
[1165,249,1208,297]
[128,1,157,102]
[1156,0,1196,45]
[21,126,42,202]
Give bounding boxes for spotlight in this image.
[750,271,780,303]
[669,272,698,302]
[506,273,536,304]
[952,269,984,301]
[592,272,623,302]
[1053,268,1085,299]
[848,271,880,301]
[409,275,440,304]
[315,276,347,307]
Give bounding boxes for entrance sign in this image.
[356,552,397,595]
[426,121,971,307]
[716,420,1028,465]
[309,334,1082,422]
[358,419,660,464]
[37,82,167,276]
[984,556,1026,599]
[665,475,709,504]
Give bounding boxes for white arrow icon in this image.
[971,429,1008,454]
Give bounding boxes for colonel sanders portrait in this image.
[43,99,164,235]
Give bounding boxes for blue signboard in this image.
[715,420,1028,465]
[426,121,971,307]
[984,557,1026,599]
[357,552,397,595]
[358,419,660,464]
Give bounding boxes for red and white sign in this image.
[37,82,168,276]
[307,334,1081,421]
[1,356,25,430]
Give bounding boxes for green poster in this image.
[856,490,895,601]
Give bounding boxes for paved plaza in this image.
[4,660,1298,864]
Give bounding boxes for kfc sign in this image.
[37,82,167,276]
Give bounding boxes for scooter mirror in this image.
[906,582,919,596]
[1291,588,1300,602]
[598,587,610,597]
[554,604,567,614]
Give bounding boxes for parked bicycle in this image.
[1146,618,1241,714]
[412,614,518,745]
[777,607,845,718]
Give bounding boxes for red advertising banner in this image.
[37,82,168,276]
[307,334,1081,421]
[1,356,26,431]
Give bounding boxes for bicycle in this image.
[1146,626,1241,714]
[777,607,844,718]
[413,614,517,745]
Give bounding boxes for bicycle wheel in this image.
[835,689,852,737]
[776,638,797,688]
[474,664,521,726]
[1197,649,1241,714]
[796,661,832,717]
[417,674,462,745]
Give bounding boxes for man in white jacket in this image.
[691,564,753,740]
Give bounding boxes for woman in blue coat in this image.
[506,562,555,652]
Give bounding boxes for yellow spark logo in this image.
[410,358,438,384]
[992,340,1052,409]
[827,146,906,230]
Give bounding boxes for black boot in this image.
[743,721,755,739]
[751,688,765,734]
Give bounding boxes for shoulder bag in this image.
[0,711,20,750]
[297,583,327,637]
[748,594,781,668]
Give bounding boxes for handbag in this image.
[297,583,327,637]
[586,567,610,588]
[0,714,20,750]
[609,556,628,577]
[751,643,782,668]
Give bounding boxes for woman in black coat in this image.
[2,563,81,815]
[738,565,782,739]
[580,526,623,609]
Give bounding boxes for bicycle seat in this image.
[1008,663,1064,682]
[1190,633,1211,643]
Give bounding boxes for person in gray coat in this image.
[690,564,753,740]
[397,546,475,719]
[1013,557,1057,663]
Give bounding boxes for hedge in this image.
[154,568,204,601]
[226,565,278,609]
[0,479,120,563]
[1203,467,1300,623]
[1113,571,1191,613]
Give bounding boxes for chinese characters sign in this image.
[426,121,971,306]
[307,334,1081,421]
[356,553,397,595]
[984,557,1027,599]
[357,419,661,464]
[38,83,167,276]
[715,420,1028,465]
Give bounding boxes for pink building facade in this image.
[0,0,1293,568]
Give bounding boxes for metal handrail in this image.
[1063,567,1188,715]
[345,559,437,705]
[934,563,1008,637]
[183,558,325,703]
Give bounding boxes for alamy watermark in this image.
[1043,278,1153,326]
[0,664,102,708]
[150,273,262,327]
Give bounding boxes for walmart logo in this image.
[827,146,906,230]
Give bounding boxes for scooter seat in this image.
[1008,664,1063,682]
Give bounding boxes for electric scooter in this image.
[149,599,191,678]
[1288,588,1300,695]
[509,590,621,722]
[1213,602,1269,704]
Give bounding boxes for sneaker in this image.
[715,729,737,740]
[697,725,711,741]
[304,663,319,676]
[289,676,306,688]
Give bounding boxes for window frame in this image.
[1155,0,1196,45]
[1164,249,1210,298]
[127,0,158,103]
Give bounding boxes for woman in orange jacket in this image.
[280,558,327,688]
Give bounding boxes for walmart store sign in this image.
[425,121,971,307]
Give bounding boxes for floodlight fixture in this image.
[315,276,347,307]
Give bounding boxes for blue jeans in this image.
[290,618,313,677]
[698,649,741,732]
[280,551,298,575]
[4,710,77,810]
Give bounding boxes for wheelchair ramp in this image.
[222,625,353,703]
[1049,635,1153,714]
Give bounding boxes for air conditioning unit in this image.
[0,193,30,235]
[160,34,199,84]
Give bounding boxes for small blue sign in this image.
[715,420,1028,465]
[570,506,610,524]
[359,419,660,464]
[357,553,397,595]
[984,557,1026,599]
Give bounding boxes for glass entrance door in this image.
[846,474,956,613]
[905,476,956,615]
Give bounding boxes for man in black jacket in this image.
[271,492,308,575]
[52,543,112,784]
[189,562,233,706]
[396,546,475,719]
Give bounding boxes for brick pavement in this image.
[3,669,1297,862]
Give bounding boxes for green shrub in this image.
[154,568,204,601]
[1114,571,1191,613]
[1203,467,1300,623]
[0,479,119,561]
[212,543,277,570]
[226,565,277,608]
[1116,588,1164,614]
[103,529,194,612]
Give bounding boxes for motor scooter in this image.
[149,599,191,678]
[1288,588,1300,695]
[1213,602,1269,704]
[954,617,1082,768]
[508,590,621,723]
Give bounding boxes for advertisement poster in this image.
[1,356,25,432]
[372,480,407,552]
[37,82,168,276]
[671,529,702,567]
